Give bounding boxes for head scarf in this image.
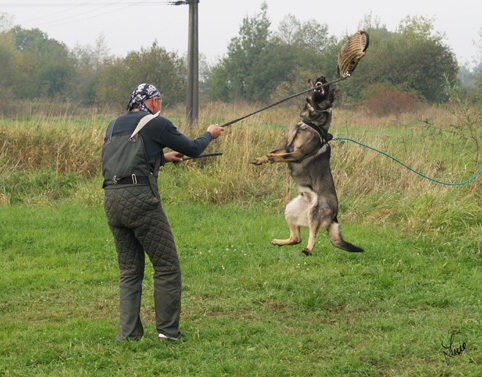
[126,83,161,113]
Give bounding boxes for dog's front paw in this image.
[251,156,269,165]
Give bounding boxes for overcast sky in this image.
[2,0,481,68]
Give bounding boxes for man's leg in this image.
[111,226,146,342]
[153,267,182,338]
[135,202,182,338]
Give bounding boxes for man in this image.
[102,83,224,342]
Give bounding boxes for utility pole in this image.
[169,0,199,126]
[186,0,199,126]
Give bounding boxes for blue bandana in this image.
[126,83,161,113]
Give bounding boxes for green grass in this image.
[0,102,481,375]
[1,202,481,376]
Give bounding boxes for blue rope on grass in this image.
[333,137,482,187]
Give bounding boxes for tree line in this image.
[1,4,481,115]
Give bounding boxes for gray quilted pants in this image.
[104,185,181,341]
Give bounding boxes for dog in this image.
[251,76,363,256]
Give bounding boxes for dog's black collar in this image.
[301,118,333,143]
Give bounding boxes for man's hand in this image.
[164,151,184,164]
[207,124,224,139]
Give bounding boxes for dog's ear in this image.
[307,78,314,88]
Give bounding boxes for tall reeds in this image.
[0,101,480,248]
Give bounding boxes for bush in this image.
[358,86,424,116]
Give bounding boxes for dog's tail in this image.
[328,221,364,252]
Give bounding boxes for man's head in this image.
[126,83,162,114]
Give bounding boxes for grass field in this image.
[0,100,481,375]
[0,202,480,376]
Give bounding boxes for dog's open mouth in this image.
[314,81,326,95]
[313,76,329,100]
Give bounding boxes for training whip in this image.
[183,152,223,161]
[220,30,369,128]
[220,76,348,128]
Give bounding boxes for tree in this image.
[248,42,299,102]
[208,4,339,104]
[0,41,16,112]
[266,36,339,103]
[71,34,114,104]
[274,14,338,83]
[94,42,185,108]
[0,12,13,32]
[396,16,458,102]
[7,26,75,98]
[0,16,16,97]
[207,3,272,102]
[276,14,299,45]
[469,28,482,98]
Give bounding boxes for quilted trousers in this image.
[104,185,181,341]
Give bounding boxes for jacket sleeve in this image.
[156,118,213,158]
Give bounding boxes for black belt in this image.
[103,174,150,188]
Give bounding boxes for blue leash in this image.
[333,137,482,186]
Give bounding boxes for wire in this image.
[20,1,103,25]
[4,1,179,31]
[32,3,132,29]
[333,137,481,186]
[0,2,171,6]
[6,1,170,29]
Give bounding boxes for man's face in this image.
[145,97,162,114]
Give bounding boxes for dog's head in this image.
[311,76,333,105]
[300,76,337,136]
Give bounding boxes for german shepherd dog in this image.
[251,76,363,256]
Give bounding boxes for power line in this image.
[32,4,132,29]
[0,2,171,6]
[18,1,131,28]
[6,1,176,29]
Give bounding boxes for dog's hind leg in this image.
[271,222,301,247]
[327,220,364,252]
[303,205,333,256]
[271,195,307,247]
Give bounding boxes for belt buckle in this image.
[112,175,118,185]
[131,174,137,184]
